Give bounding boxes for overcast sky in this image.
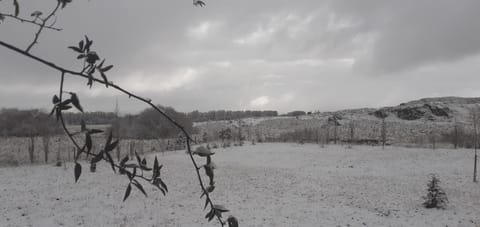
[1,0,480,114]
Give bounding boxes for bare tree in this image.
[441,118,465,149]
[42,135,50,163]
[429,131,436,150]
[327,116,340,144]
[255,128,262,143]
[28,135,35,163]
[319,125,328,148]
[325,124,330,144]
[373,110,388,149]
[381,118,387,149]
[202,131,209,144]
[246,124,252,142]
[55,137,62,167]
[470,106,479,182]
[114,100,121,161]
[453,118,460,149]
[235,119,244,146]
[349,119,355,147]
[333,124,338,144]
[219,128,232,148]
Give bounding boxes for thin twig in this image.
[56,72,87,159]
[25,2,61,53]
[186,138,225,226]
[0,13,62,31]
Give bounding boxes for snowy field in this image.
[1,143,479,227]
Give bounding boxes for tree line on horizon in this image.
[187,110,278,122]
[27,108,280,125]
[0,107,278,139]
[0,108,62,137]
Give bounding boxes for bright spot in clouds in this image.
[188,21,219,39]
[122,68,198,93]
[234,27,273,45]
[250,96,270,108]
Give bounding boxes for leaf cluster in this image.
[50,92,84,121]
[72,124,169,202]
[58,0,72,9]
[120,153,168,201]
[68,36,113,88]
[193,0,206,7]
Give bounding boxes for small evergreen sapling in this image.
[422,174,448,209]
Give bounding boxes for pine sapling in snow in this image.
[422,174,448,209]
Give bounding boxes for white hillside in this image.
[196,97,480,146]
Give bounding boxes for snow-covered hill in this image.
[195,97,480,147]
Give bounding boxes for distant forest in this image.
[62,109,279,124]
[0,108,62,137]
[187,110,278,122]
[63,111,117,125]
[0,107,279,139]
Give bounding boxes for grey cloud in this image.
[1,0,480,113]
[330,0,480,74]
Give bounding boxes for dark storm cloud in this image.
[1,0,480,113]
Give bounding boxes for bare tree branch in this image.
[25,1,61,53]
[0,39,227,226]
[0,13,62,31]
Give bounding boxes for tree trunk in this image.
[56,137,62,167]
[42,136,50,163]
[334,125,338,144]
[474,149,477,183]
[349,120,355,146]
[381,118,386,149]
[474,113,478,182]
[453,122,458,149]
[28,136,35,163]
[326,126,330,144]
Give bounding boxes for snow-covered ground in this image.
[1,143,479,226]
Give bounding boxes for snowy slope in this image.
[196,97,480,146]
